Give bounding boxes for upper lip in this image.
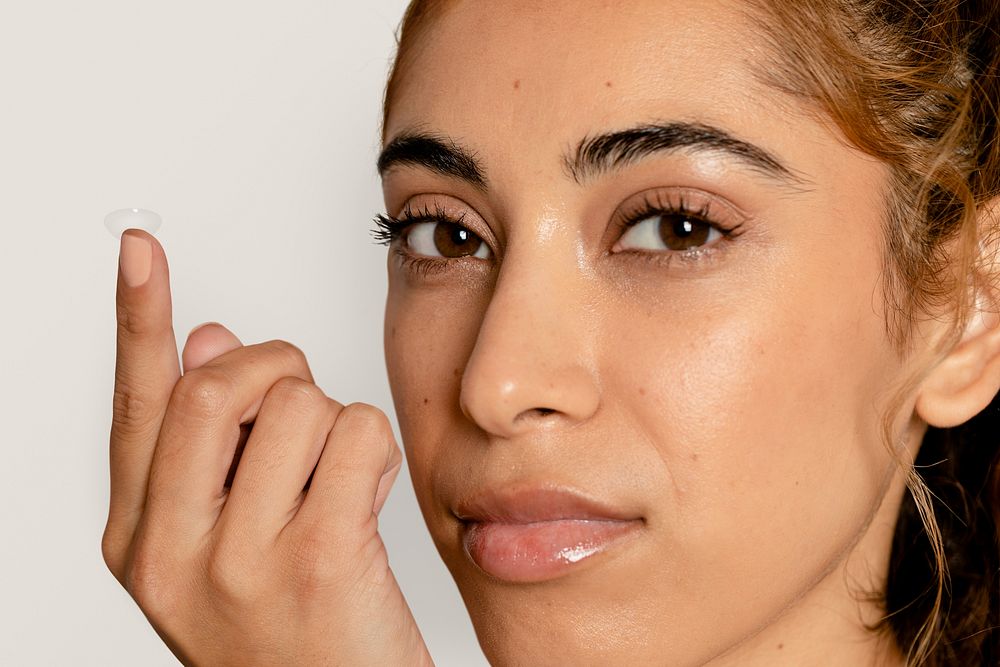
[453,484,642,524]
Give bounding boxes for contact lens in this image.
[105,208,162,238]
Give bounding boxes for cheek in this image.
[383,277,486,498]
[610,223,898,608]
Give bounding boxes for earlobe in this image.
[917,198,1000,428]
[915,289,1000,429]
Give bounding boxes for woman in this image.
[102,1,1000,665]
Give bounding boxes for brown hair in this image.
[380,0,449,144]
[743,2,1000,664]
[380,2,1000,664]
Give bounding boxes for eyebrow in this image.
[566,121,808,187]
[377,121,809,190]
[377,131,487,189]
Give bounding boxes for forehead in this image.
[384,0,797,161]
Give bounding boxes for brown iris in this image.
[432,222,483,258]
[658,214,713,251]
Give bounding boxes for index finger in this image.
[106,228,182,554]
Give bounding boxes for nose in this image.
[459,239,601,439]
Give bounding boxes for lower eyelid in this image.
[393,242,492,276]
[393,247,450,276]
[610,231,736,269]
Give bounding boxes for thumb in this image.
[373,459,403,517]
[182,322,244,372]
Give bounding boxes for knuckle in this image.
[267,376,325,410]
[125,540,179,620]
[267,339,308,367]
[339,402,395,442]
[171,369,234,418]
[116,301,147,337]
[112,385,153,435]
[205,545,258,605]
[101,528,128,583]
[283,530,342,594]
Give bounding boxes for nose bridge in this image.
[459,226,601,438]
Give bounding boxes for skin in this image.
[104,230,433,665]
[104,1,1000,665]
[379,1,1000,665]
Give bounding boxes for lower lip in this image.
[462,518,642,583]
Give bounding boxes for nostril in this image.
[510,407,559,430]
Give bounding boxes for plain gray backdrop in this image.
[0,1,487,664]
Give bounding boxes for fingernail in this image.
[187,321,221,337]
[119,230,152,287]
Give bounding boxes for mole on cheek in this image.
[513,79,521,90]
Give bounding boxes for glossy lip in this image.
[453,484,645,583]
[453,484,643,524]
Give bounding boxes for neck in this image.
[704,558,908,667]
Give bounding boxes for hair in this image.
[742,3,1000,664]
[380,2,1000,665]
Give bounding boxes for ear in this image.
[915,204,1000,428]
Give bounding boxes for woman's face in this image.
[380,1,917,664]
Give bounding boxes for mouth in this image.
[454,485,645,583]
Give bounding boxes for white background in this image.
[0,1,487,664]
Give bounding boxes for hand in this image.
[102,229,433,666]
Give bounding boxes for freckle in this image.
[453,367,461,378]
[513,79,520,90]
[638,387,646,396]
[605,80,613,87]
[691,453,699,462]
[777,643,784,650]
[391,326,397,339]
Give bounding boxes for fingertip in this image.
[182,323,244,372]
[121,227,153,241]
[119,230,153,289]
[120,228,164,261]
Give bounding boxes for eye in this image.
[616,212,723,252]
[406,220,491,259]
[609,189,745,263]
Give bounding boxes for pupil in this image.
[434,222,481,257]
[659,215,709,251]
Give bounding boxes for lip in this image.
[454,485,644,583]
[454,485,641,524]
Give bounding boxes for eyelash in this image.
[370,194,745,276]
[370,203,469,277]
[613,190,745,267]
